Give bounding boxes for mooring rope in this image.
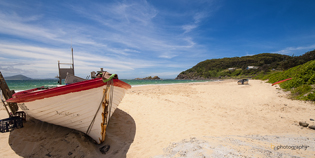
[106,79,114,125]
[86,79,112,135]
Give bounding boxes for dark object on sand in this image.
[299,122,309,127]
[15,111,27,121]
[310,118,314,121]
[309,125,315,130]
[238,79,248,85]
[0,116,23,133]
[100,145,110,154]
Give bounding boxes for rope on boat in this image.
[85,78,114,136]
[107,79,114,125]
[85,87,106,135]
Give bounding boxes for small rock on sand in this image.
[100,145,110,154]
[299,122,309,127]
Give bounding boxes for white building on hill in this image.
[247,66,259,70]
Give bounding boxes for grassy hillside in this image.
[175,50,315,102]
[176,50,315,80]
[176,53,290,79]
[259,60,315,101]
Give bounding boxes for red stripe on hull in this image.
[7,78,131,103]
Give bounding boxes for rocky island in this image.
[135,76,160,80]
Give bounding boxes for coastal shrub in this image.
[253,71,276,80]
[265,60,315,101]
[177,50,315,80]
[231,69,242,76]
[291,85,312,99]
[255,71,278,79]
[305,92,315,101]
[176,53,293,79]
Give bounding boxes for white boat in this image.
[7,72,131,144]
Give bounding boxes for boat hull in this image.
[8,78,131,144]
[18,85,127,144]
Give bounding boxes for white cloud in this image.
[245,52,255,56]
[72,1,157,29]
[0,1,213,79]
[0,11,104,48]
[159,54,178,59]
[272,44,315,54]
[124,49,141,53]
[193,12,207,23]
[183,25,198,34]
[182,12,208,34]
[70,1,201,59]
[0,42,159,78]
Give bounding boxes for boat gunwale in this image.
[7,78,131,103]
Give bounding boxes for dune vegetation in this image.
[260,60,315,101]
[176,50,315,101]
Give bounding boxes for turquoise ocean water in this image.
[5,79,212,92]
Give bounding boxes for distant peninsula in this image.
[135,76,160,80]
[4,75,32,80]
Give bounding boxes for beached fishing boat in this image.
[6,72,131,144]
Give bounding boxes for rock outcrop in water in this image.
[135,76,160,80]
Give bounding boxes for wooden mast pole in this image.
[72,47,74,76]
[0,71,18,115]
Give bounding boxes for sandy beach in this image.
[0,79,314,157]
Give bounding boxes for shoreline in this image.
[4,79,216,92]
[0,79,314,157]
[130,80,218,87]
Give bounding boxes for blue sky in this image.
[1,0,315,79]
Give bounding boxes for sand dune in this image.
[0,80,314,157]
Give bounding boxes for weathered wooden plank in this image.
[0,71,18,114]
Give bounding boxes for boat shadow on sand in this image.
[8,108,136,158]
